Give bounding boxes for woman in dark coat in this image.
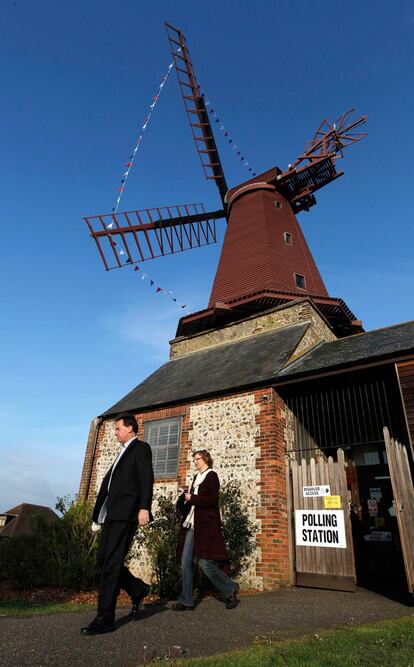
[172,450,239,611]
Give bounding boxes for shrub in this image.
[0,534,44,589]
[134,494,181,600]
[0,496,99,590]
[44,495,100,589]
[219,481,255,578]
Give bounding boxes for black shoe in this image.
[130,584,151,618]
[80,615,115,635]
[171,602,194,611]
[225,583,240,609]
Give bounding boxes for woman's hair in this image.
[193,449,213,468]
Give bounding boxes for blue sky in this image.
[1,0,413,510]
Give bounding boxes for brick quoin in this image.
[254,387,290,588]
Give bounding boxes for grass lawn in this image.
[0,600,95,616]
[152,616,414,667]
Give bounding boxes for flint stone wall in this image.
[188,394,263,590]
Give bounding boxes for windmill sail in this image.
[165,22,228,207]
[85,204,225,270]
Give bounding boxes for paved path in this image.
[1,587,413,666]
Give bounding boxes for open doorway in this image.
[346,443,408,601]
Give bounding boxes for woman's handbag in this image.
[176,492,191,520]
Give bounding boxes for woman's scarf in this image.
[183,468,212,529]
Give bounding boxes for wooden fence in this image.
[384,427,414,594]
[289,448,356,591]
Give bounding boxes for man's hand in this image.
[184,493,192,501]
[138,509,150,526]
[91,522,101,533]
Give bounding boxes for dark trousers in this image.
[97,520,147,617]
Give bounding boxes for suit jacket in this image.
[92,438,154,523]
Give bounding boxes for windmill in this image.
[84,23,367,338]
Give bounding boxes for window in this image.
[284,232,292,245]
[0,516,6,527]
[353,446,381,467]
[274,200,282,209]
[295,273,305,289]
[144,417,181,478]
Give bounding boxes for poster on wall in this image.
[324,495,342,509]
[295,510,347,548]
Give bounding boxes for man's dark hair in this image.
[114,412,138,434]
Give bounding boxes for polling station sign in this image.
[295,510,347,548]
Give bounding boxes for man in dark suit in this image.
[81,413,154,635]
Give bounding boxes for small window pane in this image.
[353,445,381,467]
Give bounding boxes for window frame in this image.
[143,416,182,479]
[294,273,306,289]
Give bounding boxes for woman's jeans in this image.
[177,528,237,606]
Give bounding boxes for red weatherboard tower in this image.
[85,24,367,338]
[209,172,329,306]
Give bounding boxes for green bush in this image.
[133,494,181,600]
[0,496,99,590]
[0,534,44,589]
[219,481,255,578]
[44,495,100,589]
[135,481,255,599]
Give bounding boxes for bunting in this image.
[138,267,190,312]
[111,49,181,214]
[198,87,257,177]
[112,239,190,311]
[102,53,253,313]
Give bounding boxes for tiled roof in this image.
[103,322,309,415]
[279,320,414,379]
[102,319,414,417]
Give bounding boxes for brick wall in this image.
[78,417,101,500]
